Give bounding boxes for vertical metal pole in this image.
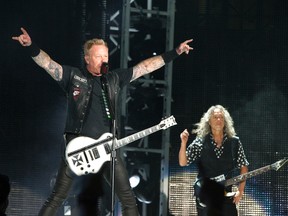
[120,0,131,120]
[159,0,175,215]
[119,1,176,215]
[118,1,131,215]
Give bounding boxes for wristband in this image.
[161,49,179,63]
[28,42,40,57]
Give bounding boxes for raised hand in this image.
[180,129,189,143]
[176,39,193,55]
[12,27,32,46]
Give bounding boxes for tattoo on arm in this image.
[32,50,63,81]
[131,55,165,81]
[48,61,63,81]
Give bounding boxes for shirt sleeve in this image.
[236,139,249,168]
[186,137,203,165]
[57,65,73,92]
[112,67,133,88]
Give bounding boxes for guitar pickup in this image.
[88,147,100,160]
[104,143,111,154]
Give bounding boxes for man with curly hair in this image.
[179,105,249,216]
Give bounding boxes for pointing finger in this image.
[185,39,193,44]
[12,36,19,41]
[20,27,28,35]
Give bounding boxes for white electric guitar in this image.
[65,115,177,176]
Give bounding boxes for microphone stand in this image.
[110,88,118,216]
[100,63,118,216]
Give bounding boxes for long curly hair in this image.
[192,105,236,138]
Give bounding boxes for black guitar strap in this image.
[230,137,238,171]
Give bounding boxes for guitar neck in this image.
[225,164,272,187]
[115,124,162,149]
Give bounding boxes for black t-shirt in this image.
[80,68,132,139]
[80,75,108,138]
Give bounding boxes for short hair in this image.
[83,39,108,56]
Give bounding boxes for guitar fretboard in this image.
[225,164,271,187]
[115,124,161,149]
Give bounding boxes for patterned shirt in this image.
[186,133,249,178]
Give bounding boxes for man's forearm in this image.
[238,166,248,193]
[131,48,181,81]
[179,148,188,166]
[32,50,63,81]
[131,55,165,81]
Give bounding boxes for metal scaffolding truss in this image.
[109,0,176,215]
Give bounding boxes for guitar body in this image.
[193,158,288,208]
[65,133,115,176]
[194,176,236,207]
[65,115,178,176]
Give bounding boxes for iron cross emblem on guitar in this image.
[65,115,177,176]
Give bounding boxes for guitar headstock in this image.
[271,158,288,171]
[159,115,177,130]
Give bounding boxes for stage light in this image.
[129,174,140,188]
[125,152,157,204]
[132,167,155,204]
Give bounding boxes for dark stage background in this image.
[0,0,288,215]
[169,1,288,215]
